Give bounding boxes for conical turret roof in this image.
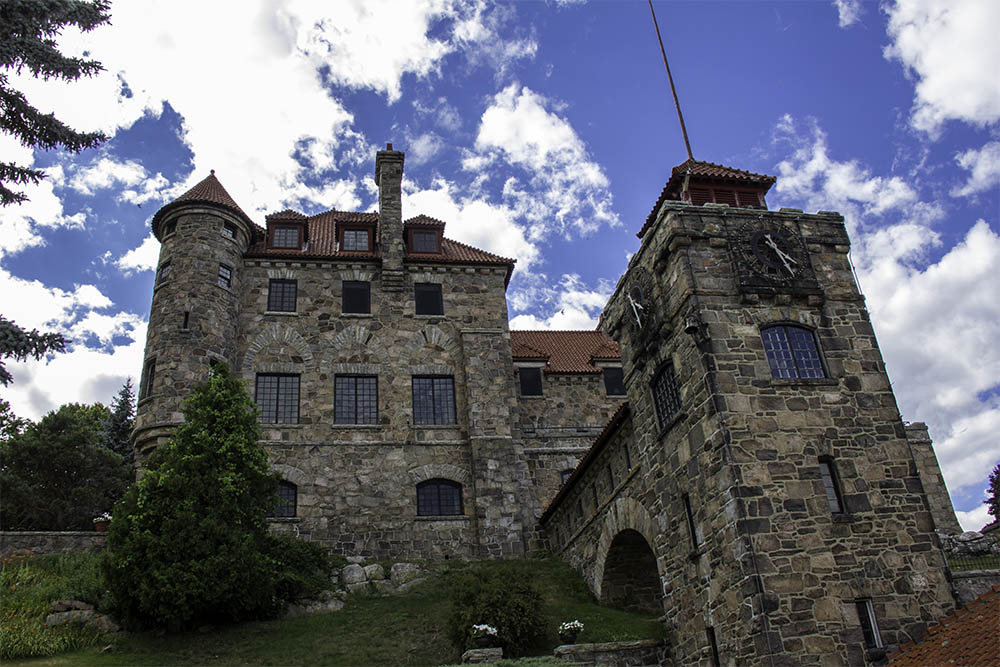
[151,171,254,238]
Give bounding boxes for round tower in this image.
[133,172,256,461]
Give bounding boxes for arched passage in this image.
[599,529,662,614]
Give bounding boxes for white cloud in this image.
[69,157,146,195]
[116,233,161,275]
[408,133,445,166]
[469,84,619,238]
[833,0,863,28]
[956,503,992,533]
[952,140,1000,197]
[883,0,1000,134]
[771,115,1000,514]
[509,274,614,330]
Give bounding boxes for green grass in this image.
[946,554,1000,572]
[4,555,662,666]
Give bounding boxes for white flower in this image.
[471,623,498,636]
[559,620,584,633]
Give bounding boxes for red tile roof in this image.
[510,331,620,374]
[540,402,631,524]
[404,214,446,227]
[152,171,254,237]
[888,585,1000,666]
[638,159,776,238]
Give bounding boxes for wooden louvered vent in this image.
[684,186,766,209]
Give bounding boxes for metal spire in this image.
[648,0,694,161]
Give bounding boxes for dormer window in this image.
[342,228,371,251]
[272,225,301,249]
[410,229,440,253]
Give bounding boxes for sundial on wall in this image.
[731,216,819,292]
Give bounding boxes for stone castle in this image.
[135,145,963,664]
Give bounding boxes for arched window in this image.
[416,479,463,516]
[651,362,681,429]
[761,325,825,379]
[269,480,297,518]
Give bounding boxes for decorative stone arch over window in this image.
[407,463,471,487]
[325,325,388,365]
[271,463,309,487]
[266,267,298,280]
[337,268,376,283]
[409,363,456,378]
[242,323,314,372]
[591,496,662,601]
[409,325,460,360]
[408,271,444,284]
[746,308,822,331]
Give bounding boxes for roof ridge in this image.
[441,236,514,263]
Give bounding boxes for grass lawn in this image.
[4,556,663,666]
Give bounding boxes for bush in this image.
[448,563,544,656]
[104,364,280,630]
[264,532,333,602]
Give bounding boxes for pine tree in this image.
[986,463,1000,528]
[104,377,136,468]
[0,398,29,441]
[0,0,111,206]
[0,315,66,386]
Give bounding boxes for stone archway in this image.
[599,529,662,614]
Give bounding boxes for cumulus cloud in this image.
[956,503,992,533]
[468,84,619,238]
[883,0,1000,134]
[116,233,160,275]
[771,115,1000,513]
[952,140,1000,197]
[509,274,614,330]
[833,0,863,28]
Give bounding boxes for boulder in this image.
[346,581,370,595]
[390,562,423,586]
[50,600,94,612]
[363,564,385,580]
[372,579,396,595]
[342,563,367,584]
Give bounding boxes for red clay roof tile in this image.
[888,585,1000,666]
[152,171,254,236]
[510,331,621,374]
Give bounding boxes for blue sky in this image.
[1,0,997,530]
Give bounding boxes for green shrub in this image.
[448,563,544,657]
[264,532,333,602]
[104,364,280,630]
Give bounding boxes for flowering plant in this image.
[558,620,584,634]
[471,623,498,638]
[93,512,112,523]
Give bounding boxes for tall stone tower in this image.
[132,173,255,459]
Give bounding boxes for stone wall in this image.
[1,531,106,555]
[553,639,669,666]
[951,571,1000,605]
[905,422,962,535]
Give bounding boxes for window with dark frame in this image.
[761,325,825,379]
[272,225,300,249]
[607,464,615,489]
[342,281,370,314]
[518,367,543,396]
[222,221,236,240]
[142,359,156,399]
[591,484,599,508]
[156,261,171,285]
[706,626,721,667]
[254,374,300,424]
[268,481,297,518]
[267,279,297,312]
[342,229,369,251]
[603,366,626,396]
[412,376,456,425]
[182,311,190,329]
[334,375,378,424]
[624,444,632,471]
[819,457,846,514]
[416,479,463,516]
[855,599,884,651]
[652,362,682,429]
[560,469,574,486]
[411,230,439,253]
[414,283,443,315]
[683,493,700,551]
[162,220,176,237]
[217,263,232,289]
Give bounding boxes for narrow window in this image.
[156,261,171,285]
[761,325,825,379]
[334,376,378,424]
[855,599,884,650]
[591,484,599,509]
[412,376,456,425]
[267,279,297,312]
[607,464,615,489]
[142,359,156,399]
[272,225,300,248]
[181,311,190,329]
[222,221,237,240]
[652,362,682,429]
[342,229,369,251]
[416,479,463,516]
[603,367,626,396]
[518,367,543,396]
[255,374,300,424]
[560,469,574,486]
[624,444,632,472]
[576,499,584,523]
[414,283,443,315]
[268,481,297,518]
[411,230,439,253]
[217,264,233,289]
[162,220,176,237]
[819,457,846,514]
[342,281,370,314]
[706,626,721,667]
[683,493,700,551]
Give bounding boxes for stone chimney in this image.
[375,143,405,289]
